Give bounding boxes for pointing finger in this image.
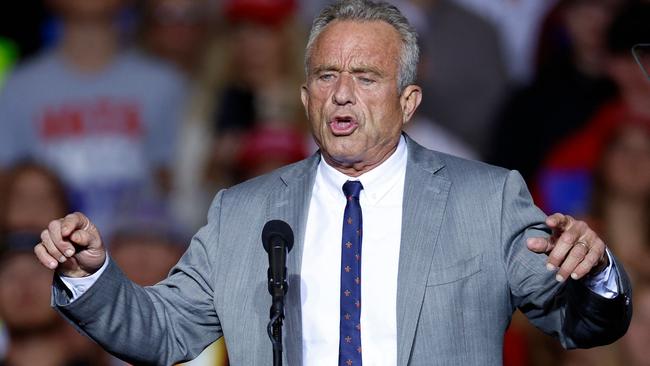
[546,219,586,269]
[526,237,554,253]
[546,213,572,230]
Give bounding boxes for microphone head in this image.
[262,220,294,253]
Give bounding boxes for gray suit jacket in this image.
[53,136,632,365]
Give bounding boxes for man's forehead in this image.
[309,20,401,69]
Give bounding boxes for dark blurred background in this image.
[0,0,649,365]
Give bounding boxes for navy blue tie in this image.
[339,180,363,366]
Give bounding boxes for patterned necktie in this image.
[339,180,363,366]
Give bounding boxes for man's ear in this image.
[300,84,309,115]
[399,85,422,124]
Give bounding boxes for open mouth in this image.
[329,116,358,136]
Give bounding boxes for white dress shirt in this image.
[61,136,619,365]
[301,136,408,366]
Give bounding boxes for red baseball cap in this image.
[223,0,296,26]
[236,125,308,169]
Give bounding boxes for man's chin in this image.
[321,148,367,170]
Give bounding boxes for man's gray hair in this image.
[304,0,419,92]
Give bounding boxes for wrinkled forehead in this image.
[308,20,401,74]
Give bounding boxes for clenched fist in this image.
[33,212,106,277]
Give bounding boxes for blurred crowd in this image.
[0,0,649,365]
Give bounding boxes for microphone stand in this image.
[262,220,294,366]
[267,271,287,366]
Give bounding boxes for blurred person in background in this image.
[603,2,650,118]
[0,232,74,366]
[0,232,108,366]
[140,0,212,78]
[395,0,509,157]
[588,121,650,283]
[517,107,650,366]
[213,0,305,132]
[139,3,308,361]
[619,285,650,366]
[449,0,557,84]
[535,1,650,216]
[0,162,70,234]
[139,0,218,232]
[233,125,308,183]
[493,2,644,364]
[0,162,68,362]
[0,0,187,238]
[393,0,480,160]
[206,0,309,190]
[505,4,650,363]
[0,164,108,366]
[556,121,650,366]
[491,0,624,182]
[108,203,186,287]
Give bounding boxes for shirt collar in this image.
[318,135,408,205]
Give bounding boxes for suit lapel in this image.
[268,154,319,366]
[396,138,451,366]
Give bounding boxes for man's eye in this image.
[319,74,335,81]
[358,77,375,85]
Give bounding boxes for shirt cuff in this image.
[58,256,110,302]
[582,249,619,299]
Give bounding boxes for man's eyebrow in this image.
[350,66,384,77]
[311,65,385,77]
[312,65,340,74]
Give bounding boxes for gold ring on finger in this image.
[575,240,589,251]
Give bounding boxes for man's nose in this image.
[332,73,356,105]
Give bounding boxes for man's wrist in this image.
[581,249,619,299]
[58,256,110,301]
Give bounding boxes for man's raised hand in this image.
[527,213,609,282]
[34,212,106,277]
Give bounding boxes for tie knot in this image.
[342,180,363,199]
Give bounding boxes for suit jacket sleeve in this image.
[500,170,632,349]
[52,190,228,365]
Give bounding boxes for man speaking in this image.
[34,0,632,365]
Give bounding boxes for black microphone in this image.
[262,220,294,366]
[262,220,294,302]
